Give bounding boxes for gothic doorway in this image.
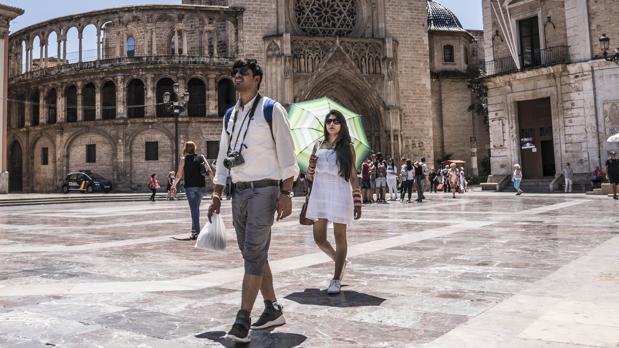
[8,141,23,192]
[518,98,555,178]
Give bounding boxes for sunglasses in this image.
[325,118,341,125]
[231,66,252,77]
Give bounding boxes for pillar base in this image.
[0,171,8,194]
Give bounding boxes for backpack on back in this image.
[224,97,276,142]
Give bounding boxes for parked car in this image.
[62,171,112,193]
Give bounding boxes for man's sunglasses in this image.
[231,66,252,77]
[325,118,341,125]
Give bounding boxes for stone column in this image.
[174,29,179,55]
[95,83,102,120]
[96,28,101,60]
[76,83,83,121]
[43,39,48,68]
[39,88,46,125]
[115,76,125,118]
[78,31,83,63]
[29,44,33,70]
[207,74,217,117]
[152,28,157,55]
[183,30,188,56]
[39,42,43,67]
[24,90,31,127]
[62,36,67,61]
[56,86,64,123]
[145,74,155,117]
[213,29,219,58]
[56,39,61,62]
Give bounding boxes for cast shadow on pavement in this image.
[196,330,307,348]
[284,288,386,307]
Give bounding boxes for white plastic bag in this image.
[195,214,227,250]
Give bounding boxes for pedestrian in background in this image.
[172,141,212,240]
[167,171,176,200]
[606,151,619,200]
[400,159,414,203]
[414,161,424,202]
[448,164,459,198]
[386,158,398,201]
[562,162,574,193]
[513,164,524,195]
[374,153,388,203]
[148,173,159,201]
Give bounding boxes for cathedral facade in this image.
[6,0,487,192]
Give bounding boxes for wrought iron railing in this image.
[481,45,570,77]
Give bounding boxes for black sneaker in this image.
[252,303,286,330]
[225,311,251,343]
[189,231,198,240]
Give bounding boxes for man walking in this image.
[208,59,299,343]
[562,162,574,193]
[374,153,388,203]
[606,151,619,200]
[413,161,424,202]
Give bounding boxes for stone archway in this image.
[8,141,23,192]
[302,68,386,154]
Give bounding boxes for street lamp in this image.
[599,34,619,63]
[163,82,190,170]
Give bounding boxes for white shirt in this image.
[213,94,299,185]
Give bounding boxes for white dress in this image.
[305,149,354,225]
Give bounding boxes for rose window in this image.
[295,0,357,37]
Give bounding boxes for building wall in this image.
[384,0,433,163]
[588,0,619,59]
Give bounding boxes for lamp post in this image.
[599,34,619,63]
[163,82,190,171]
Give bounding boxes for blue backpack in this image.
[224,97,276,142]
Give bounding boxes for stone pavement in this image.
[0,192,618,347]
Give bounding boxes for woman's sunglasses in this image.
[325,118,341,125]
[231,66,252,77]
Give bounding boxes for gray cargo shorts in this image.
[231,185,279,276]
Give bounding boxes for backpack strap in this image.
[262,97,276,142]
[224,107,234,135]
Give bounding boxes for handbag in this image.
[198,155,209,178]
[299,142,320,225]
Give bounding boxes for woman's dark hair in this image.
[406,160,413,171]
[151,173,156,178]
[323,110,354,181]
[388,158,395,166]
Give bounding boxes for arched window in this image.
[187,78,206,117]
[101,81,116,119]
[217,79,236,117]
[17,95,25,128]
[169,30,183,55]
[443,45,455,63]
[82,83,96,121]
[65,85,78,122]
[127,79,145,118]
[46,89,57,124]
[156,78,175,117]
[464,46,469,65]
[31,91,40,126]
[127,36,136,57]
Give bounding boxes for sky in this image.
[6,0,482,61]
[7,0,483,32]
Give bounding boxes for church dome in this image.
[427,0,467,32]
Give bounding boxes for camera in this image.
[223,152,245,169]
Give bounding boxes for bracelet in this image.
[212,193,222,201]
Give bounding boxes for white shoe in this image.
[327,279,341,294]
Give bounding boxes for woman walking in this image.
[513,164,524,195]
[305,110,362,295]
[400,160,414,203]
[148,173,159,201]
[386,158,399,201]
[172,141,213,240]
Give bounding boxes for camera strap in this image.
[226,94,262,156]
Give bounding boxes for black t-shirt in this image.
[184,154,206,188]
[606,158,619,177]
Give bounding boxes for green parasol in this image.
[288,97,370,173]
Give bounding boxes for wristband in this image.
[212,193,222,201]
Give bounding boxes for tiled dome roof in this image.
[427,0,467,33]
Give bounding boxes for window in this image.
[518,16,541,67]
[295,0,357,37]
[86,144,96,163]
[127,36,135,57]
[145,141,159,161]
[206,141,220,159]
[41,147,48,165]
[443,45,454,63]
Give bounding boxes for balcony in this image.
[481,45,570,77]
